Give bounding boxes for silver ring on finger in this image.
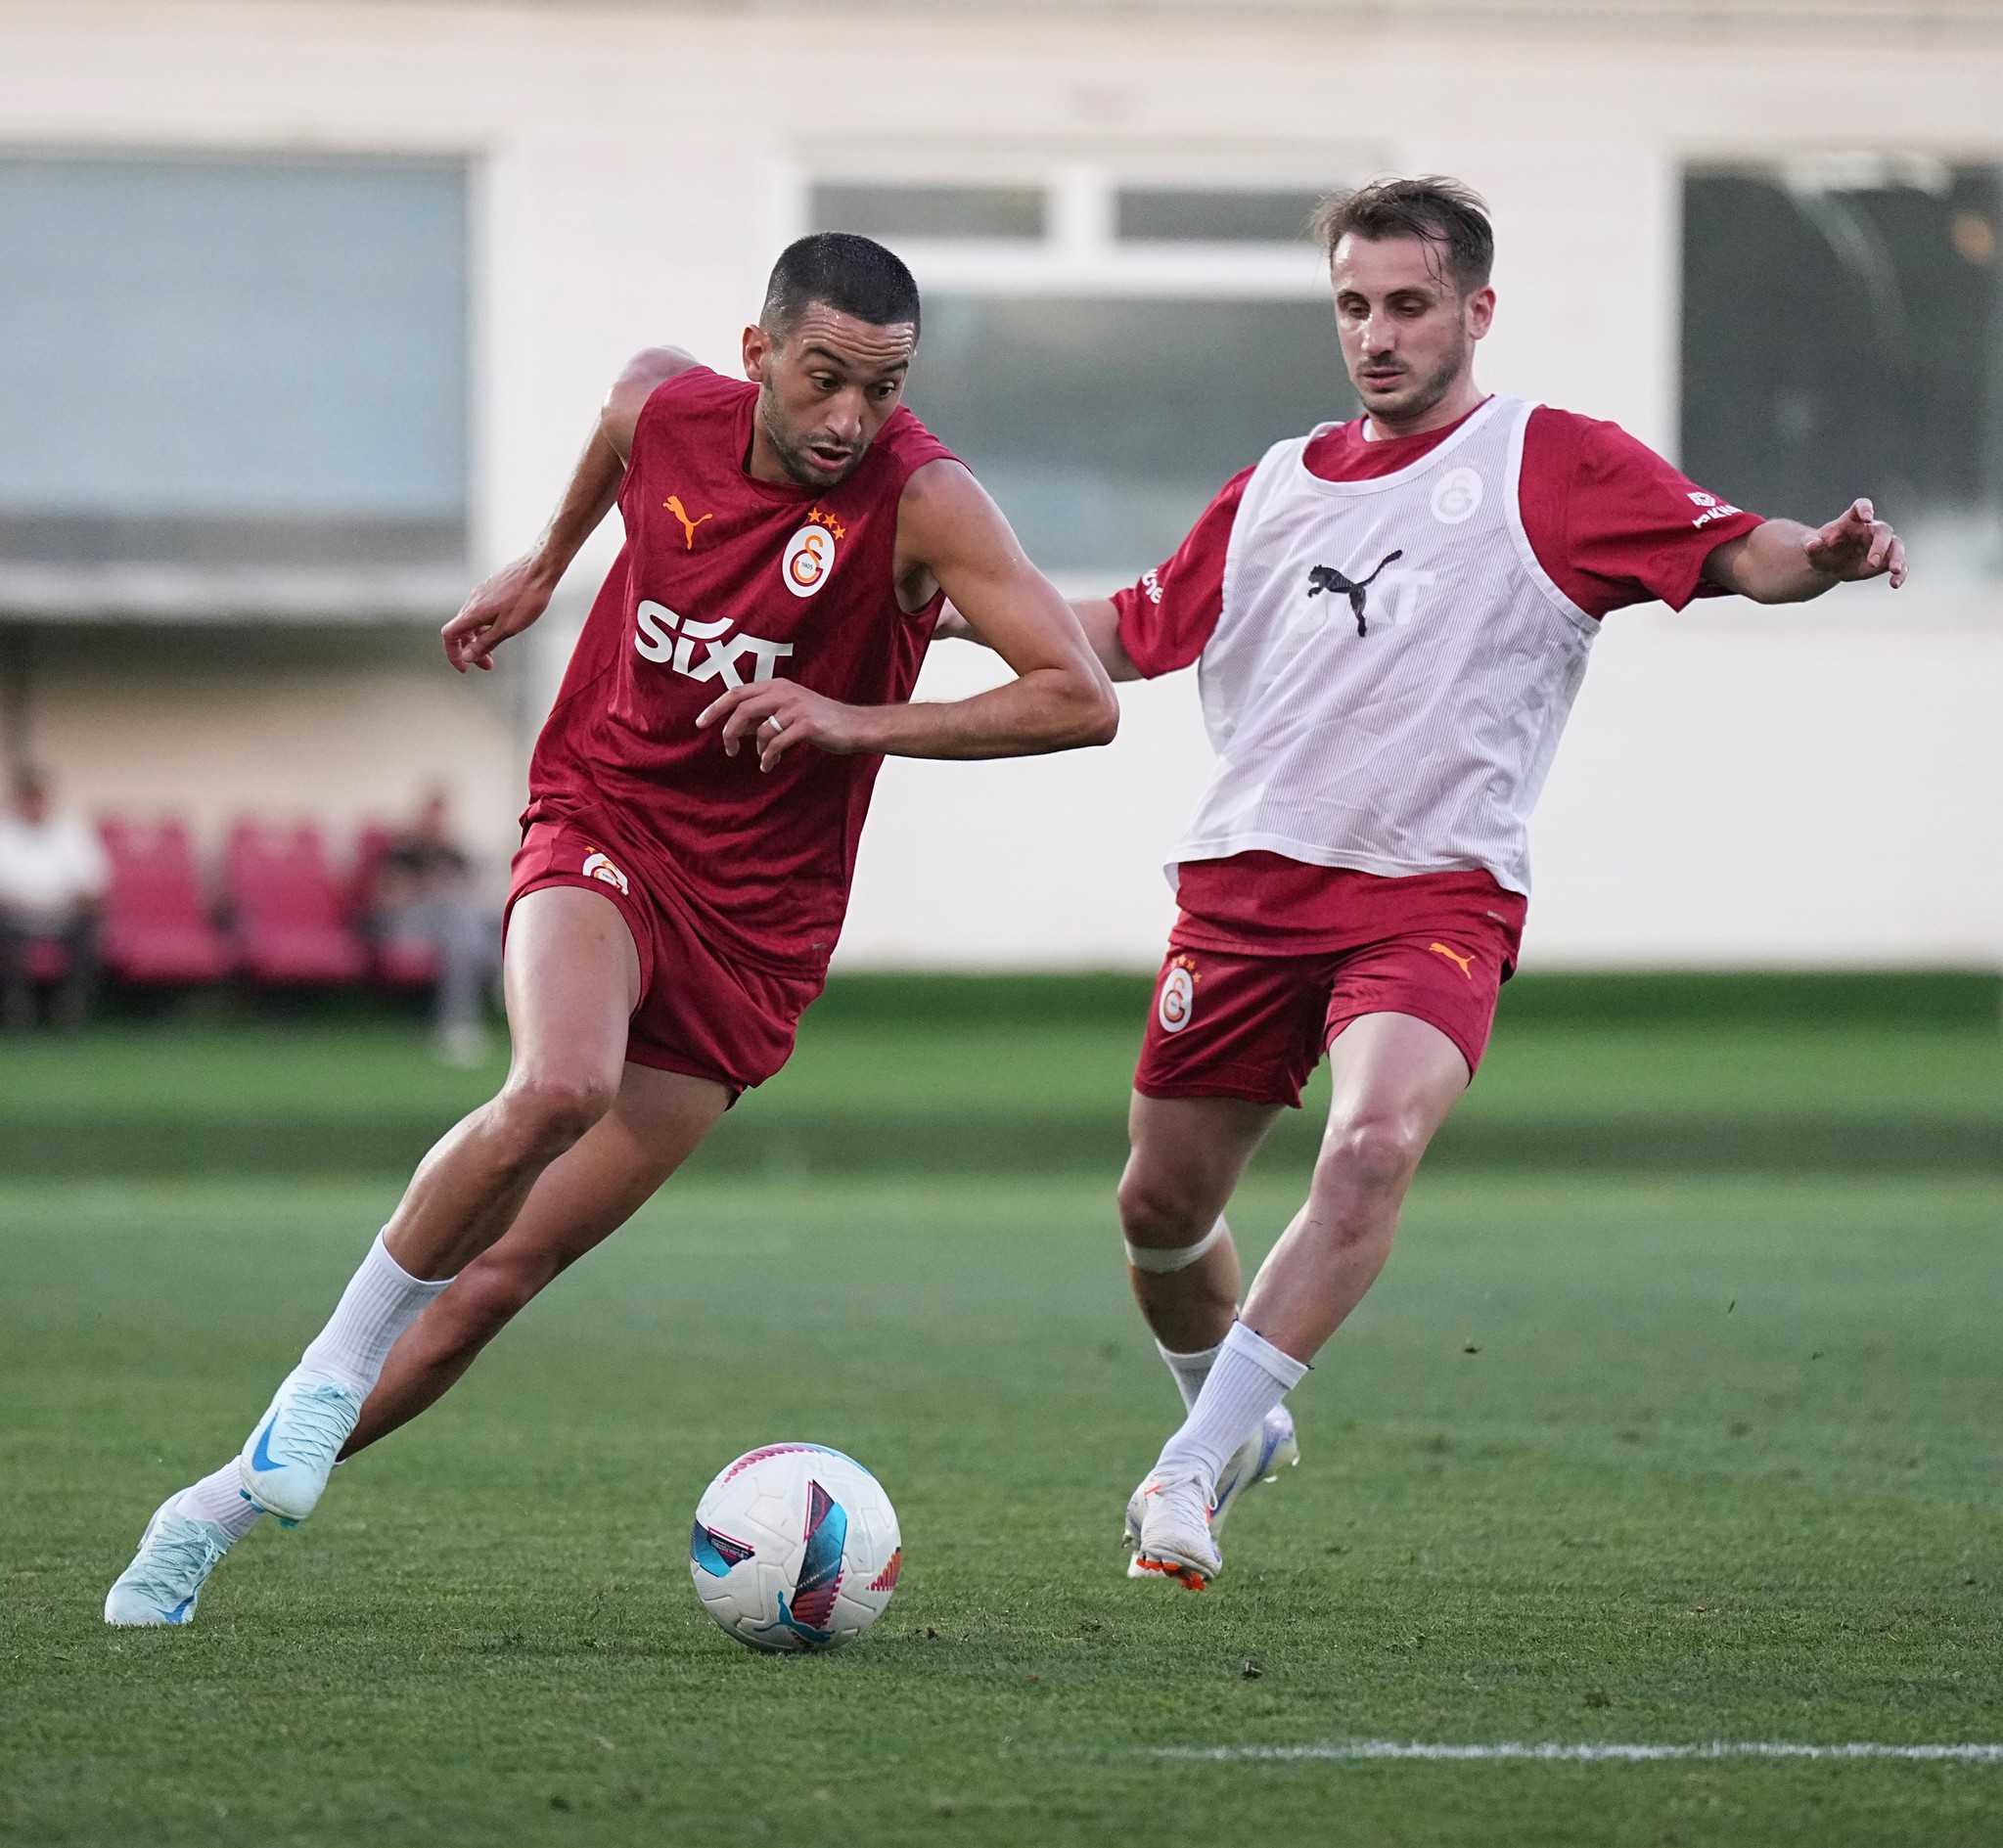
[764,714,784,737]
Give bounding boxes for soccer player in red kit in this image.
[105,234,1118,1626]
[953,177,1906,1588]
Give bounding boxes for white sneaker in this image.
[238,1368,363,1524]
[1125,1470,1222,1590]
[104,1493,234,1626]
[1122,1406,1299,1557]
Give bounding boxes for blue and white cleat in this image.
[104,1493,233,1627]
[1212,1405,1298,1533]
[237,1368,363,1524]
[1122,1407,1299,1574]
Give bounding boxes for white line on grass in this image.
[1150,1742,2003,1764]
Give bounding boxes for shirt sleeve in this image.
[64,816,111,898]
[1112,467,1254,678]
[1518,408,1766,619]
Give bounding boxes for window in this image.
[0,155,469,569]
[794,164,1357,574]
[811,183,1045,242]
[1115,188,1322,244]
[910,296,1348,570]
[1682,157,2002,572]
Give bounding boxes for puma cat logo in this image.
[1307,550,1405,637]
[1428,941,1475,978]
[664,495,713,551]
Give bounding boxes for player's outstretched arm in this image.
[441,347,698,673]
[1701,498,1908,606]
[699,461,1119,769]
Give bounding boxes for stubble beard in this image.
[758,388,863,491]
[1358,344,1471,428]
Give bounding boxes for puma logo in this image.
[1428,941,1475,979]
[664,495,713,551]
[1306,550,1405,637]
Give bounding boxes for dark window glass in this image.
[809,184,1045,242]
[0,156,468,567]
[906,296,1351,572]
[1116,189,1323,244]
[1682,163,2002,569]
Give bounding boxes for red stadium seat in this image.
[344,823,395,924]
[225,821,368,985]
[375,936,442,987]
[346,823,441,987]
[25,938,69,982]
[98,818,232,984]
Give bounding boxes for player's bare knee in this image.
[1317,1114,1429,1197]
[494,1070,617,1160]
[1116,1168,1213,1251]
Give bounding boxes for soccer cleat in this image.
[1124,1469,1222,1590]
[237,1368,363,1524]
[104,1493,233,1627]
[1122,1407,1299,1557]
[1213,1405,1299,1533]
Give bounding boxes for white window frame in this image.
[765,146,1379,300]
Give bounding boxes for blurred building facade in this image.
[0,0,1998,968]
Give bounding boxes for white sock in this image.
[179,1463,264,1543]
[298,1231,451,1396]
[1158,1337,1224,1412]
[1155,1321,1309,1490]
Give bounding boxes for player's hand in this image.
[1803,499,1907,589]
[442,554,559,672]
[697,679,880,772]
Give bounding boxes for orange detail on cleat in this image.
[1133,1555,1208,1591]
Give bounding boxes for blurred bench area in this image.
[0,769,498,1060]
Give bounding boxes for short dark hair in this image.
[1312,176,1494,295]
[760,233,922,339]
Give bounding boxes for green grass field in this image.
[4,982,2002,1844]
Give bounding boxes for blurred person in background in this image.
[0,765,109,1033]
[371,787,499,1067]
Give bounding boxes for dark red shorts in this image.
[1135,876,1525,1108]
[506,811,823,1100]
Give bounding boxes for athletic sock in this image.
[298,1231,451,1396]
[1157,1337,1225,1412]
[1154,1321,1309,1492]
[179,1463,265,1543]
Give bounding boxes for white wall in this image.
[3,0,1999,968]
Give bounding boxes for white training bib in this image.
[1173,396,1597,897]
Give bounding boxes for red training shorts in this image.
[1134,874,1525,1108]
[506,810,824,1100]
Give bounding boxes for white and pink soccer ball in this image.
[689,1444,902,1653]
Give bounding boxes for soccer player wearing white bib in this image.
[951,177,1906,1588]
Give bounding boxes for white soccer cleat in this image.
[1125,1470,1222,1590]
[104,1493,234,1627]
[1122,1406,1299,1559]
[1212,1405,1299,1533]
[237,1368,363,1524]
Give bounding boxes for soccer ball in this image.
[688,1444,902,1653]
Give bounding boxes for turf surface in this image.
[5,1165,2002,1845]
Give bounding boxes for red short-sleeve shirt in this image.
[1115,403,1764,949]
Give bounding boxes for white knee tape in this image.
[1124,1218,1228,1275]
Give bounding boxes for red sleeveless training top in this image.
[525,365,958,973]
